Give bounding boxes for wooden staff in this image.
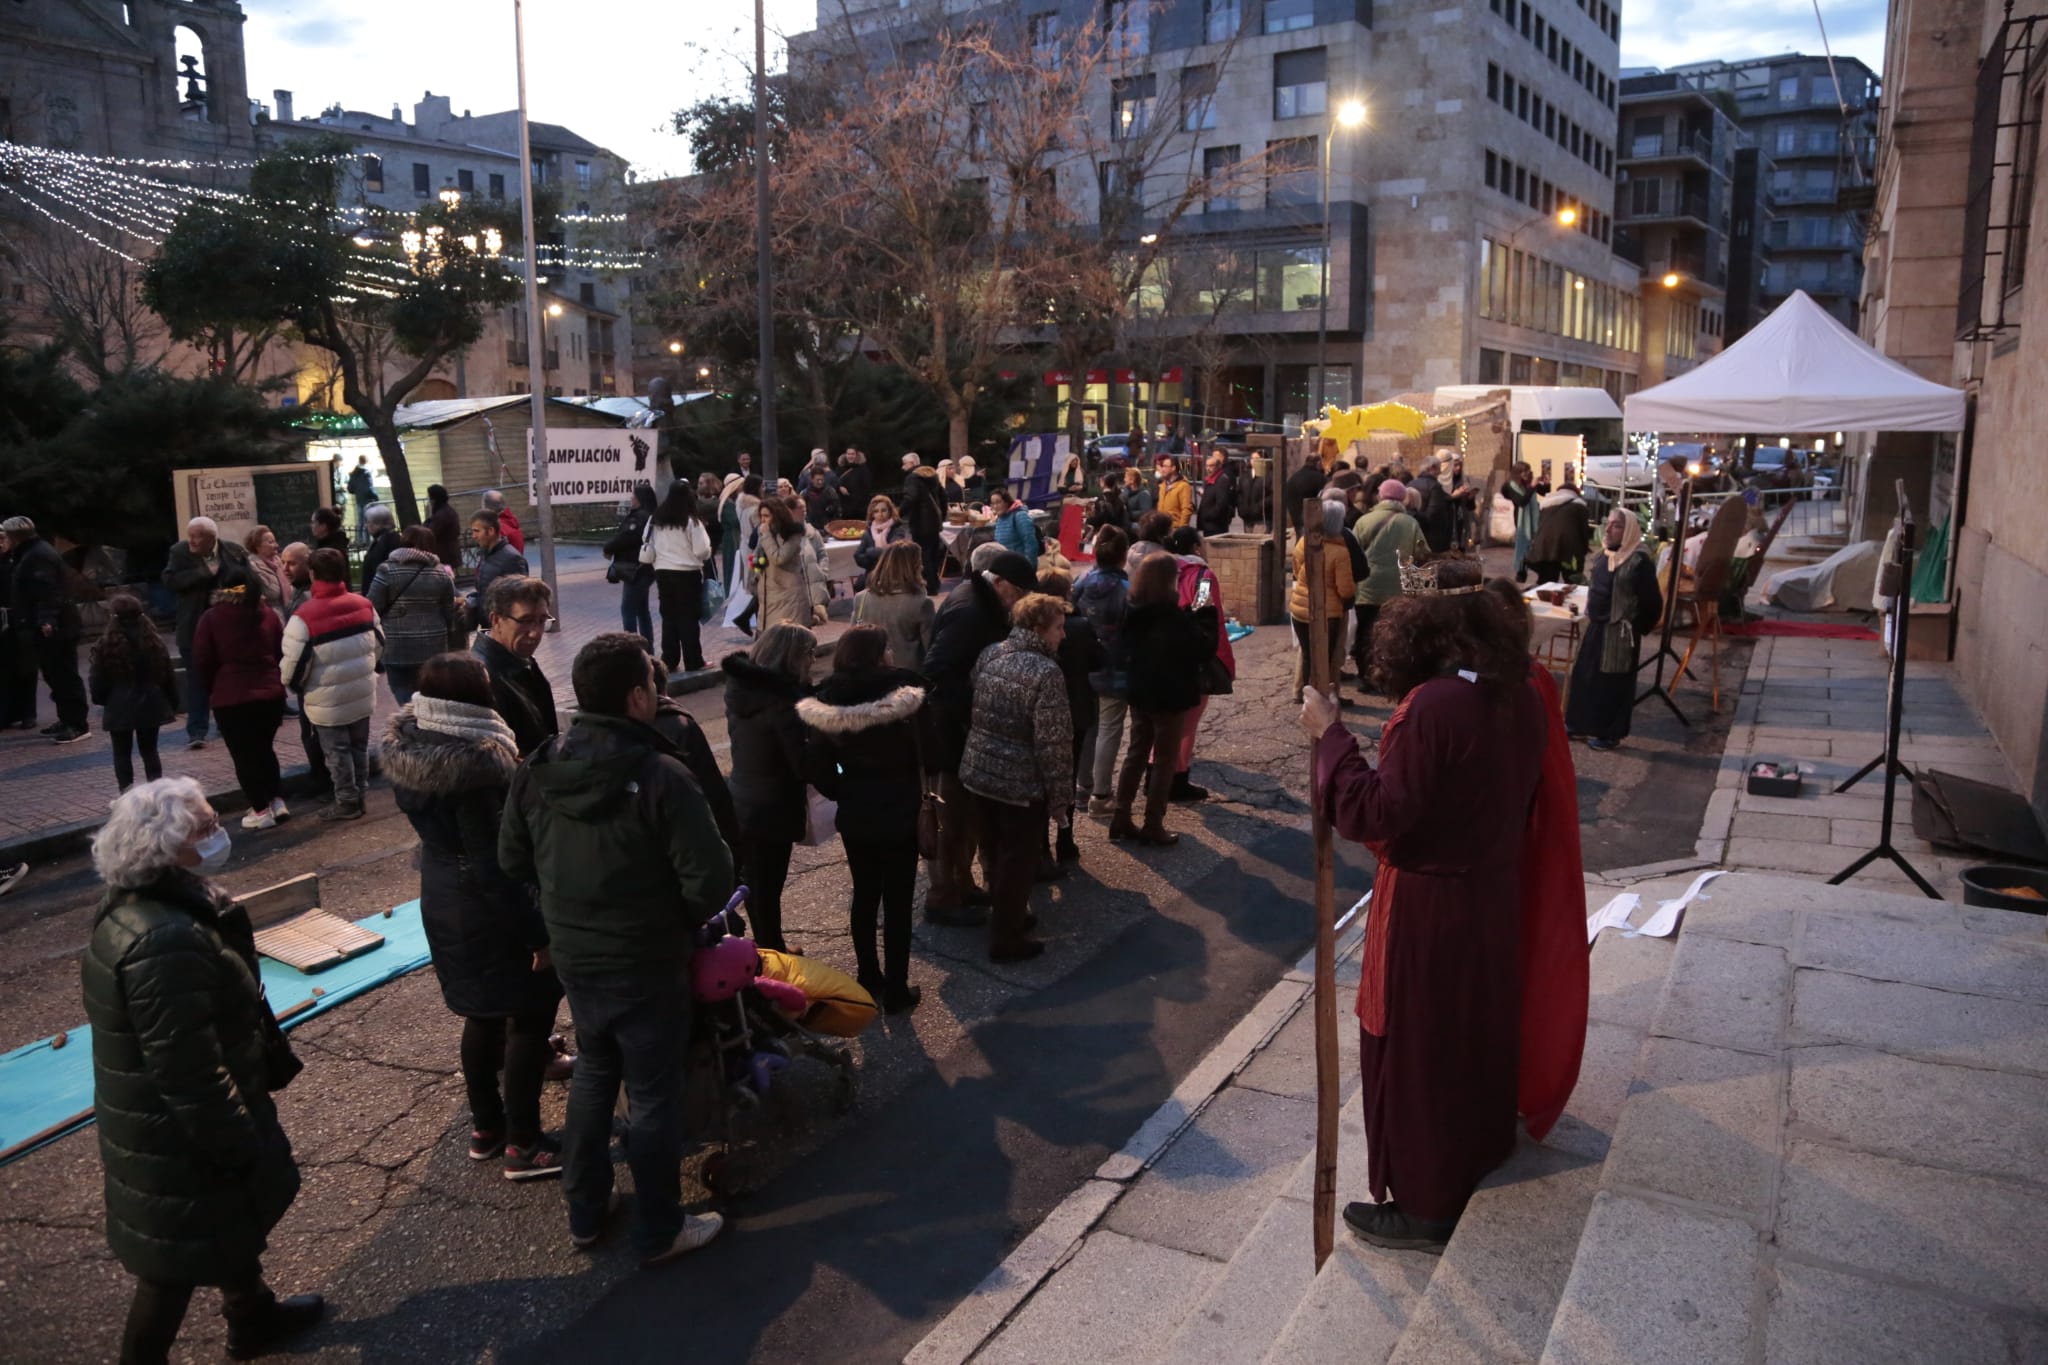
[1302,496,1340,1270]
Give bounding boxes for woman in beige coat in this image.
[747,499,813,629]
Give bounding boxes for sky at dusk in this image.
[240,0,1885,179]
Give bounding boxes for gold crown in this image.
[1397,553,1486,597]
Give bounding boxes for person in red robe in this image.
[1485,579,1589,1141]
[1301,555,1546,1250]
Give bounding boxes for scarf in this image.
[410,695,519,756]
[870,518,896,540]
[1603,509,1644,572]
[1539,487,1582,510]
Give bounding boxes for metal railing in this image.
[1600,483,1845,543]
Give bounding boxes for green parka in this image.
[80,870,300,1285]
[499,712,735,981]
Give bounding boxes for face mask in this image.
[194,826,231,872]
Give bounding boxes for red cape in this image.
[1518,663,1588,1139]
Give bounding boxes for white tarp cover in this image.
[1624,290,1967,434]
[1765,539,1881,613]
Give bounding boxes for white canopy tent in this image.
[1624,290,1966,434]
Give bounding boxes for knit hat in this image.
[1,516,34,537]
[984,551,1038,593]
[1378,479,1407,503]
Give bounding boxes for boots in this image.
[1055,824,1081,863]
[225,1292,325,1360]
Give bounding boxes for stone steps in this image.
[1256,892,1680,1364]
[1534,874,2048,1365]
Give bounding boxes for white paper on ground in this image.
[1586,893,1641,945]
[1631,869,1728,938]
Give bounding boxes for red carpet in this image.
[1723,619,1880,641]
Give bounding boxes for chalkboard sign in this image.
[254,466,328,540]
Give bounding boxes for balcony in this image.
[1621,130,1719,172]
[506,340,528,366]
[1622,190,1712,227]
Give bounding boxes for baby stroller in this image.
[686,888,865,1193]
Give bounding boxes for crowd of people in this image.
[33,431,1668,1358]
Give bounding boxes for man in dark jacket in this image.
[500,632,733,1266]
[163,515,250,749]
[2,516,89,742]
[472,576,559,756]
[358,504,403,590]
[425,485,462,568]
[1194,451,1238,537]
[1410,456,1456,554]
[1285,439,1338,535]
[920,550,1036,921]
[83,782,323,1362]
[650,657,742,853]
[468,511,530,619]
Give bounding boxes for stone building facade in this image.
[1861,0,2048,823]
[791,0,1642,435]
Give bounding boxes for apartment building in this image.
[792,0,1642,433]
[1657,53,1879,329]
[265,91,636,401]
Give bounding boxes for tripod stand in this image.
[1634,477,1694,726]
[1830,483,1939,898]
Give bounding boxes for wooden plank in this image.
[237,872,320,924]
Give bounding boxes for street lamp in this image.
[668,340,683,355]
[1316,98,1369,423]
[1662,272,1682,289]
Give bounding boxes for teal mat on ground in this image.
[0,900,431,1164]
[1225,623,1254,642]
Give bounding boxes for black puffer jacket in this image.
[384,707,561,1019]
[654,697,741,854]
[80,869,300,1286]
[722,652,810,845]
[796,666,932,844]
[922,573,1011,764]
[1120,600,1220,715]
[10,534,80,640]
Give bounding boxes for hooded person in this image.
[1526,482,1593,586]
[1563,508,1662,749]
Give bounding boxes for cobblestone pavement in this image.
[0,547,1755,1363]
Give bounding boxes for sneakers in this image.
[241,808,278,831]
[571,1192,626,1251]
[468,1129,506,1161]
[0,863,26,898]
[269,797,291,822]
[187,738,207,750]
[316,802,364,822]
[1086,794,1117,818]
[503,1141,564,1182]
[1342,1199,1457,1253]
[641,1212,727,1267]
[49,726,88,745]
[38,722,63,736]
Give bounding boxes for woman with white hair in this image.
[82,777,324,1363]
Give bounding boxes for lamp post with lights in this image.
[511,0,558,608]
[1316,98,1369,422]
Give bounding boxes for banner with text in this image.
[527,429,656,506]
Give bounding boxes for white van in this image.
[1431,385,1647,487]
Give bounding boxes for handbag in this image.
[910,708,939,861]
[699,574,727,624]
[800,784,839,847]
[637,516,658,566]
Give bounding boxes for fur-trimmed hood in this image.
[381,711,518,795]
[797,670,925,735]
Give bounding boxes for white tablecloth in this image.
[822,539,862,584]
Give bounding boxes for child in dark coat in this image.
[88,595,177,791]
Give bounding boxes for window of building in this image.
[1775,125,1797,155]
[1778,75,1800,102]
[1531,94,1544,129]
[458,168,475,193]
[1484,148,1498,188]
[1265,0,1315,34]
[1517,85,1529,120]
[1478,348,1506,383]
[1631,176,1661,215]
[1509,351,1534,383]
[1273,48,1328,120]
[1029,11,1061,61]
[968,101,988,153]
[1803,166,1835,195]
[2010,87,2043,289]
[1182,66,1218,132]
[1519,2,1531,36]
[1265,135,1318,206]
[412,162,430,196]
[1544,105,1556,138]
[1513,164,1527,202]
[1113,73,1157,139]
[1632,116,1663,158]
[1488,62,1499,101]
[363,154,383,192]
[579,281,596,306]
[1203,144,1240,212]
[1257,245,1326,310]
[488,172,505,200]
[1098,160,1137,220]
[1502,73,1516,109]
[531,157,546,185]
[1107,0,1150,57]
[575,160,591,190]
[1206,0,1242,42]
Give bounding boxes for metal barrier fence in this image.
[1601,483,1846,541]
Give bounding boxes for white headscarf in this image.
[1604,507,1644,572]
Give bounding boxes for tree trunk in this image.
[947,401,971,463]
[364,410,421,529]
